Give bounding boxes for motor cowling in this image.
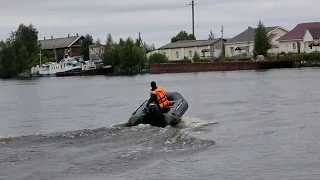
[147,103,158,114]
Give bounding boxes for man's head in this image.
[151,81,157,89]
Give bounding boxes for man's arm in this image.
[147,93,157,107]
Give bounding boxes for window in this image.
[230,47,234,54]
[214,43,218,49]
[293,43,296,49]
[176,51,179,59]
[189,50,192,57]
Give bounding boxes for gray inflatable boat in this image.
[128,92,189,127]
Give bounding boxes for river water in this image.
[1,68,320,180]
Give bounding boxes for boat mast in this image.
[38,33,42,66]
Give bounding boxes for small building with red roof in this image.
[277,22,320,53]
[224,25,289,57]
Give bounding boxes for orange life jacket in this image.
[149,86,170,108]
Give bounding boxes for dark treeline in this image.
[102,33,160,75]
[0,24,40,78]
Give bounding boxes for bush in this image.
[148,53,168,65]
[292,52,320,61]
[183,56,190,60]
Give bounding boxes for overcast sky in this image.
[0,0,319,48]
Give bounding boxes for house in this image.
[224,26,289,57]
[39,34,85,61]
[303,27,320,52]
[277,22,320,53]
[89,44,105,62]
[147,38,227,61]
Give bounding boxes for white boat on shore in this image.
[31,56,82,77]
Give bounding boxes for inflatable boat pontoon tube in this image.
[128,92,189,127]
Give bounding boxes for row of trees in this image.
[102,33,155,74]
[0,23,159,78]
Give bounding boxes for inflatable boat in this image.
[128,92,189,127]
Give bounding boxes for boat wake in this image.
[0,116,217,177]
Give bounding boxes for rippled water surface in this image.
[1,68,320,180]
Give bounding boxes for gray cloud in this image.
[0,0,319,48]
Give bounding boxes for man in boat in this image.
[146,81,171,113]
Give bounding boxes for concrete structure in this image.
[277,22,320,53]
[224,26,288,57]
[147,39,227,61]
[39,34,85,61]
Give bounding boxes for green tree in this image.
[171,30,196,43]
[144,43,156,53]
[0,39,16,78]
[103,33,114,66]
[253,20,272,58]
[103,33,120,67]
[148,53,168,66]
[80,34,93,61]
[118,37,146,74]
[193,51,201,61]
[100,33,157,75]
[14,24,39,56]
[0,23,40,78]
[96,38,101,45]
[208,30,215,40]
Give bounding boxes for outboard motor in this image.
[147,103,159,114]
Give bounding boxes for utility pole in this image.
[221,25,224,57]
[221,25,224,47]
[187,0,195,36]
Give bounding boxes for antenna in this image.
[187,0,195,36]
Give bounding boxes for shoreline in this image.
[5,60,320,80]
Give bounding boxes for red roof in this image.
[277,22,320,41]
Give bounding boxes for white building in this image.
[147,39,227,61]
[303,27,320,52]
[224,26,289,57]
[276,22,320,53]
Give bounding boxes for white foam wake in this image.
[178,116,218,128]
[110,116,218,129]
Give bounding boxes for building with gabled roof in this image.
[277,22,320,53]
[39,34,85,61]
[224,25,289,57]
[302,27,320,52]
[147,38,227,60]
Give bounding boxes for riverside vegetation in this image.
[1,21,319,79]
[0,23,161,79]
